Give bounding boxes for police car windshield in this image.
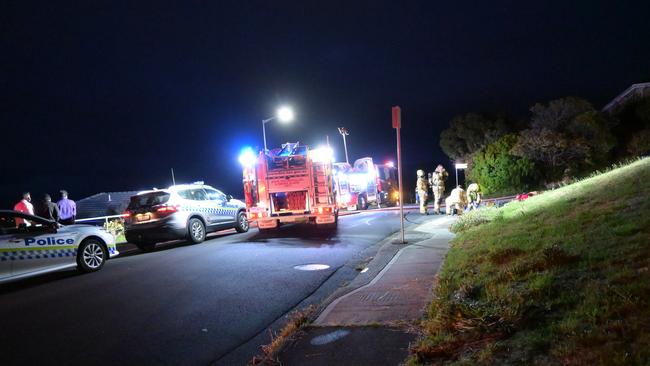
[128,192,170,209]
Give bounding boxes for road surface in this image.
[0,209,434,365]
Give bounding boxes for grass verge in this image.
[409,157,650,365]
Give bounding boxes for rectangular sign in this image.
[392,106,401,129]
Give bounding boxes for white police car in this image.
[124,182,248,251]
[0,210,118,283]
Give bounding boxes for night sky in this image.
[1,1,649,208]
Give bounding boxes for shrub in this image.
[467,134,536,195]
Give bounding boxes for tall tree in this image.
[439,113,509,160]
[512,97,615,179]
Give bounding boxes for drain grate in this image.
[294,263,330,271]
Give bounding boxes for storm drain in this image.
[294,264,330,271]
[310,329,350,345]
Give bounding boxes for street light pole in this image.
[337,127,349,164]
[262,116,276,152]
[261,106,294,152]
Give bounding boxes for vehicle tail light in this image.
[156,205,179,217]
[123,211,131,218]
[317,206,332,214]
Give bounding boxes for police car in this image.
[0,210,118,283]
[124,182,248,251]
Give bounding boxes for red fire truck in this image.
[334,157,399,210]
[240,143,338,231]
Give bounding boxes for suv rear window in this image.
[128,192,170,209]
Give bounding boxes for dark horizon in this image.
[2,1,649,209]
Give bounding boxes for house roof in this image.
[76,191,139,219]
[602,82,650,114]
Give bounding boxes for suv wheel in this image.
[77,238,107,273]
[188,218,206,243]
[235,211,249,233]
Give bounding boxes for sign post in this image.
[392,106,405,244]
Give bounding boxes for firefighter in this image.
[416,169,429,215]
[429,164,448,214]
[466,182,482,211]
[445,185,467,216]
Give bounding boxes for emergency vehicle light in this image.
[239,147,257,167]
[311,146,334,163]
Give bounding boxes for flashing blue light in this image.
[238,147,257,167]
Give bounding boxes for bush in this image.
[467,134,536,195]
[103,218,125,239]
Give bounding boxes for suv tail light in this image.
[156,205,179,217]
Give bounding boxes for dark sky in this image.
[1,1,649,207]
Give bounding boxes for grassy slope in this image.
[410,158,650,365]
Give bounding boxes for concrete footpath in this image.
[278,215,455,366]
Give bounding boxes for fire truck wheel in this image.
[235,211,249,233]
[357,195,368,210]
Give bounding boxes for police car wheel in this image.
[77,239,107,273]
[188,218,206,243]
[235,211,249,233]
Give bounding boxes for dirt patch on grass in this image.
[489,247,525,265]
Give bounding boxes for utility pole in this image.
[392,107,405,244]
[337,127,349,164]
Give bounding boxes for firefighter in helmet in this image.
[445,185,467,216]
[416,169,429,215]
[429,164,448,214]
[466,182,482,211]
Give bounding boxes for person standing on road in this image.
[57,190,77,225]
[38,194,60,222]
[429,164,448,214]
[416,169,429,215]
[466,182,482,211]
[13,192,34,227]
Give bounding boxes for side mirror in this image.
[227,194,234,201]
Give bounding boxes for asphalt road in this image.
[0,209,430,366]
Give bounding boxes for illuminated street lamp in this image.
[454,162,468,187]
[262,106,294,151]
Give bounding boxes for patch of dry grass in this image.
[249,305,316,365]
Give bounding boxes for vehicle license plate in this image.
[137,214,151,222]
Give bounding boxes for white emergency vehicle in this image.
[0,210,118,283]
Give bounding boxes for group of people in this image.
[415,165,482,215]
[13,190,77,225]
